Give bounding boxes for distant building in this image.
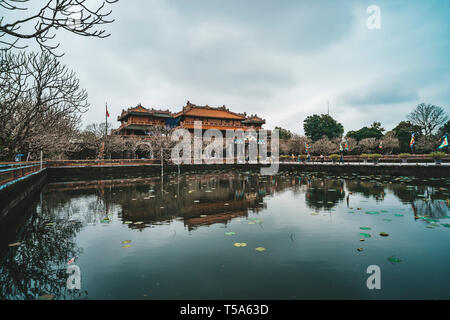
[113,101,265,136]
[115,104,172,136]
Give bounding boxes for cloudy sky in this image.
[24,0,450,134]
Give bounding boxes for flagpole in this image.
[105,102,108,160]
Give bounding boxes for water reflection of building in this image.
[45,173,271,231]
[43,172,450,229]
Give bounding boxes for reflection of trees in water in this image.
[0,197,87,300]
[305,179,345,211]
[346,180,385,200]
[389,184,449,206]
[413,200,449,220]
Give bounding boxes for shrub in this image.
[368,154,382,161]
[429,151,446,160]
[360,153,370,160]
[329,154,340,162]
[398,153,411,158]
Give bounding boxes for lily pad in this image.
[225,232,236,236]
[255,247,266,252]
[124,221,133,224]
[359,233,371,238]
[234,242,247,247]
[122,240,132,244]
[394,214,404,217]
[365,211,379,215]
[122,244,132,248]
[360,227,372,230]
[388,256,402,263]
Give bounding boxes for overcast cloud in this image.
[48,0,449,134]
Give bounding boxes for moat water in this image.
[1,170,449,299]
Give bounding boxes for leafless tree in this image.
[0,50,88,160]
[311,136,336,155]
[287,135,311,155]
[146,125,176,163]
[345,137,358,153]
[415,135,435,154]
[0,0,118,55]
[408,103,448,136]
[380,131,399,154]
[358,138,379,153]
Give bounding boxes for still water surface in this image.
[1,170,449,299]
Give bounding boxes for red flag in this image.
[106,104,110,117]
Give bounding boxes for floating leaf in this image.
[394,214,404,217]
[360,227,372,230]
[359,239,365,242]
[225,232,236,236]
[122,240,132,244]
[383,219,392,222]
[379,232,389,237]
[248,222,256,225]
[37,294,54,300]
[124,221,133,224]
[365,211,379,215]
[234,242,247,247]
[359,233,371,238]
[381,210,388,213]
[311,213,320,215]
[430,223,440,227]
[357,248,363,252]
[388,256,402,263]
[122,245,132,248]
[255,247,266,252]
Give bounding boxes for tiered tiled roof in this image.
[173,101,246,120]
[242,114,265,124]
[117,104,172,121]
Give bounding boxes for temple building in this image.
[115,104,172,136]
[114,101,265,136]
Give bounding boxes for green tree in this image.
[303,114,344,142]
[274,127,293,140]
[392,121,422,153]
[346,122,385,141]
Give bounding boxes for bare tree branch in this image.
[0,0,118,56]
